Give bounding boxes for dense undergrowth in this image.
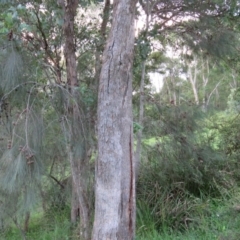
[136,191,240,240]
[135,106,240,240]
[2,192,240,240]
[2,107,240,240]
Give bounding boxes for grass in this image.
[2,192,240,240]
[136,192,240,240]
[0,209,73,240]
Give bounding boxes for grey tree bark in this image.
[187,56,199,105]
[92,0,137,239]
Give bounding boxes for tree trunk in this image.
[62,1,90,239]
[68,144,90,239]
[135,0,150,182]
[92,0,137,239]
[135,61,146,181]
[93,0,111,91]
[165,79,172,103]
[188,58,199,105]
[170,75,177,105]
[71,180,79,224]
[201,57,209,111]
[23,211,30,233]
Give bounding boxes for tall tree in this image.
[60,0,91,238]
[135,0,151,181]
[92,0,137,239]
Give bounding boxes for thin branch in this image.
[49,175,65,189]
[206,81,222,106]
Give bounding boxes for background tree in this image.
[0,0,240,240]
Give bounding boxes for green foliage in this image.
[213,112,240,182]
[0,107,44,227]
[228,88,240,113]
[137,104,239,232]
[136,192,240,240]
[46,176,71,212]
[133,121,143,133]
[3,197,240,240]
[1,210,72,240]
[1,44,24,92]
[147,51,166,73]
[136,37,151,61]
[0,0,240,238]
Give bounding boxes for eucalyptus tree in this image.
[92,0,137,238]
[184,53,236,109]
[1,1,239,239]
[136,0,239,183]
[137,0,240,107]
[134,0,152,182]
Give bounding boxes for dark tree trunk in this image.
[23,211,30,233]
[61,1,90,239]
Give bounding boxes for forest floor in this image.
[136,191,240,240]
[1,191,240,240]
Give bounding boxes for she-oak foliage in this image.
[0,0,240,239]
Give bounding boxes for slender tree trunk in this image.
[230,69,238,89]
[61,1,90,239]
[68,144,90,239]
[93,0,111,91]
[201,57,209,111]
[23,211,30,233]
[135,0,150,182]
[188,58,199,105]
[0,215,4,230]
[71,180,79,224]
[170,75,177,106]
[190,81,199,105]
[92,0,137,239]
[206,81,222,107]
[135,61,146,181]
[165,79,172,103]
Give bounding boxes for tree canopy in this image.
[0,0,240,239]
